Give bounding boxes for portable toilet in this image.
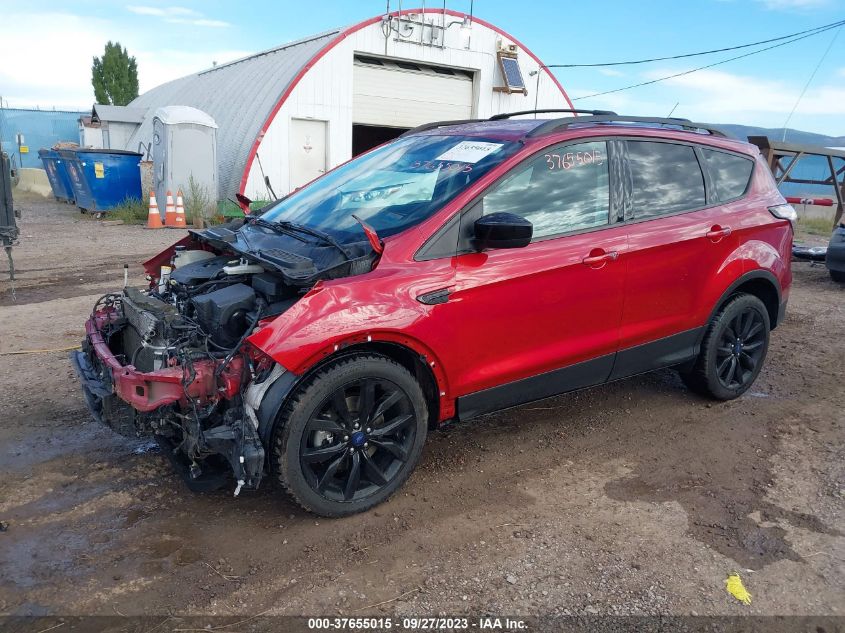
[152,106,217,215]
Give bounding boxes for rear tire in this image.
[680,294,770,400]
[272,354,428,517]
[830,269,845,283]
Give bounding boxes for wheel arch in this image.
[324,342,442,430]
[707,269,782,333]
[256,341,445,449]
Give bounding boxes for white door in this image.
[353,59,473,128]
[289,118,327,190]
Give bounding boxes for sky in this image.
[1,0,843,135]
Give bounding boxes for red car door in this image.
[610,139,748,380]
[442,140,628,419]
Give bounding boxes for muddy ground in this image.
[0,195,842,619]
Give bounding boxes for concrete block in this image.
[14,168,52,197]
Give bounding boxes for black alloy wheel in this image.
[680,293,771,400]
[713,307,766,390]
[300,377,417,502]
[273,355,428,516]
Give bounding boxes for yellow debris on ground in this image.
[725,572,752,605]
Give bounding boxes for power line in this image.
[780,24,843,140]
[571,20,845,102]
[546,18,845,68]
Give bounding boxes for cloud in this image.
[126,5,230,27]
[567,88,669,117]
[0,11,249,109]
[755,0,832,10]
[134,48,252,90]
[166,18,231,28]
[645,68,845,116]
[598,68,625,78]
[126,6,198,17]
[568,67,845,134]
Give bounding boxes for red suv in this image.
[73,110,794,516]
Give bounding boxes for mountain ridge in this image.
[709,124,845,147]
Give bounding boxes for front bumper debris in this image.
[80,313,244,413]
[71,308,263,494]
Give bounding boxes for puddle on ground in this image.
[604,410,840,568]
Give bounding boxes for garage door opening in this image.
[352,124,409,156]
[352,55,474,156]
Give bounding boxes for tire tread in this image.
[680,293,770,400]
[272,353,427,517]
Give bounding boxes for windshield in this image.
[260,134,519,243]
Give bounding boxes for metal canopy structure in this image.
[749,136,845,227]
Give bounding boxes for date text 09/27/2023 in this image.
[306,616,529,630]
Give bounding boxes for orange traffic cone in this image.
[145,191,164,229]
[174,190,187,228]
[164,190,177,227]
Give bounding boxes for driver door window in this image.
[481,141,610,239]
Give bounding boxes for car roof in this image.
[415,119,547,142]
[411,114,758,156]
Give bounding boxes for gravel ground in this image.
[0,195,842,621]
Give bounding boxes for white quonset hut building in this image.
[127,8,572,201]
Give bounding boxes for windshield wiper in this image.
[246,216,353,261]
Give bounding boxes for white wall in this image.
[243,14,569,198]
[79,124,103,149]
[108,122,140,151]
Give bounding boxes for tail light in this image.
[768,204,797,227]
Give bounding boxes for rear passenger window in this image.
[627,141,706,219]
[702,149,754,202]
[481,141,609,239]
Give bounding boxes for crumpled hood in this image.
[189,222,377,286]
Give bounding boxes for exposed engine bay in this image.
[73,219,379,494]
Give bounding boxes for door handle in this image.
[416,287,451,305]
[582,250,618,267]
[706,225,732,242]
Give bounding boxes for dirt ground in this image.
[0,194,842,619]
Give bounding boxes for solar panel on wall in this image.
[501,57,525,90]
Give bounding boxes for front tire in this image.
[680,294,770,400]
[272,354,428,517]
[830,269,845,283]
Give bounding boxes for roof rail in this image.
[526,115,730,138]
[398,113,730,140]
[399,119,484,137]
[489,108,617,120]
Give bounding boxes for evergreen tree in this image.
[91,41,139,106]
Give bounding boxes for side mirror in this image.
[473,212,533,250]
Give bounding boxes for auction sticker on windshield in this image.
[436,141,503,163]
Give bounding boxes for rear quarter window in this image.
[702,148,754,202]
[627,141,706,219]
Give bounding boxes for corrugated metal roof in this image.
[92,104,147,124]
[128,29,341,198]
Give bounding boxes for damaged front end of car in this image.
[71,219,379,494]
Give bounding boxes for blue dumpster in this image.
[38,148,75,203]
[59,148,143,212]
[58,149,87,208]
